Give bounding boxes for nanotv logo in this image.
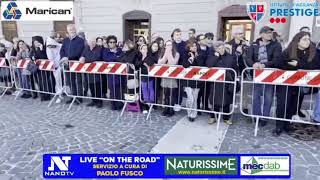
[2,2,22,20]
[44,156,74,177]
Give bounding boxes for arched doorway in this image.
[123,10,151,43]
[217,5,254,42]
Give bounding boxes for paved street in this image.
[0,95,319,180]
[0,95,183,180]
[219,112,320,180]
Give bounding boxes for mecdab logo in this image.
[1,1,73,21]
[240,156,290,176]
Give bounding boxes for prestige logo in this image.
[1,1,73,21]
[247,2,267,23]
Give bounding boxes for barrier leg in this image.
[0,88,8,98]
[67,97,76,111]
[48,94,58,107]
[254,117,260,137]
[216,114,221,131]
[120,102,127,117]
[146,104,153,121]
[14,90,21,100]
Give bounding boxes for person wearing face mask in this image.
[60,24,85,105]
[158,40,180,117]
[273,31,320,136]
[79,36,103,108]
[206,41,238,125]
[245,26,282,127]
[102,35,123,110]
[30,36,55,101]
[182,41,205,122]
[46,33,63,103]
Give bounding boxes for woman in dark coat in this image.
[182,41,206,122]
[136,43,157,113]
[30,36,55,101]
[206,41,238,125]
[102,35,123,110]
[274,31,320,136]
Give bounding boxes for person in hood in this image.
[47,32,63,103]
[245,26,282,127]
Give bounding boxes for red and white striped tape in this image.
[36,60,55,71]
[17,59,30,69]
[17,59,54,71]
[254,69,320,86]
[0,58,7,67]
[69,62,127,74]
[148,65,226,81]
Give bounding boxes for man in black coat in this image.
[171,28,188,109]
[79,37,103,108]
[60,24,85,104]
[245,26,282,127]
[206,41,238,125]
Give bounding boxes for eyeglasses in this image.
[108,41,116,44]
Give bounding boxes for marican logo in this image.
[48,156,71,171]
[2,2,22,20]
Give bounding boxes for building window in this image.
[2,21,18,42]
[53,21,73,38]
[224,19,253,42]
[123,10,151,43]
[51,0,74,38]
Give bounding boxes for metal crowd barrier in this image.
[12,59,57,103]
[140,64,237,130]
[62,60,138,117]
[0,57,14,98]
[240,67,320,136]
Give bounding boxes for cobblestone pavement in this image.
[0,95,184,180]
[1,94,319,180]
[218,112,320,180]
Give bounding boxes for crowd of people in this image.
[0,24,320,137]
